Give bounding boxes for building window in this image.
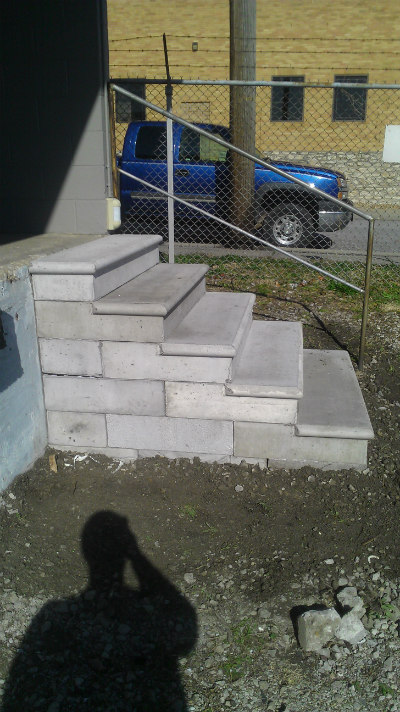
[333,75,368,121]
[271,76,304,121]
[115,80,146,123]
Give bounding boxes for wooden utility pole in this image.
[229,0,256,232]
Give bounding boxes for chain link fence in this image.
[110,80,400,311]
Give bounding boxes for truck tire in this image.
[264,203,314,248]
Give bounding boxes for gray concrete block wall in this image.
[0,269,47,491]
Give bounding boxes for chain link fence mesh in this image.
[111,80,400,311]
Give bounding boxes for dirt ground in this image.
[1,298,399,598]
[0,296,399,709]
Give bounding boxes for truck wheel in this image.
[264,203,314,248]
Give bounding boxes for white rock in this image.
[337,586,366,618]
[297,608,341,652]
[184,573,195,585]
[336,612,367,645]
[324,559,335,565]
[235,485,244,492]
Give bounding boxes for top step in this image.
[226,320,303,398]
[30,234,162,301]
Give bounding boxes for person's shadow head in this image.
[0,510,197,712]
[81,510,132,592]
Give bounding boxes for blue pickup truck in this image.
[119,121,352,247]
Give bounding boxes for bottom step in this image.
[234,349,373,469]
[234,422,369,470]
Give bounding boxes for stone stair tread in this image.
[296,350,374,439]
[226,321,303,398]
[161,292,255,356]
[93,263,209,316]
[30,235,162,275]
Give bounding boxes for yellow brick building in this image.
[107,0,400,208]
[108,0,399,84]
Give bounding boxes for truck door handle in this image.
[175,169,189,176]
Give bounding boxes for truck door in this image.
[174,126,230,219]
[124,124,168,216]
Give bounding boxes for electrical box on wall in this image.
[107,197,121,230]
[383,125,400,163]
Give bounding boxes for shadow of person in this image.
[1,511,197,711]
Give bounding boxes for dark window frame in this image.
[271,75,305,122]
[333,75,368,122]
[115,79,146,123]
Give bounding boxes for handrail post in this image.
[163,34,175,263]
[358,217,375,370]
[166,117,175,263]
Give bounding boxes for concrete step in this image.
[30,234,162,301]
[226,320,303,399]
[296,350,374,439]
[93,263,209,338]
[161,292,255,357]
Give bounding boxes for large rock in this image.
[297,608,341,652]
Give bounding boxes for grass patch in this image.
[175,253,399,311]
[180,504,197,520]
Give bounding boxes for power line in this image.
[110,48,400,55]
[110,63,400,71]
[110,34,400,42]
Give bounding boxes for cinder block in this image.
[39,339,102,376]
[48,411,107,447]
[234,422,368,466]
[165,382,297,424]
[43,375,165,415]
[102,342,231,383]
[107,414,233,454]
[32,274,94,301]
[35,301,164,342]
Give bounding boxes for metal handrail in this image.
[111,83,375,368]
[119,167,363,291]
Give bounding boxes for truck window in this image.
[135,126,167,160]
[179,127,228,163]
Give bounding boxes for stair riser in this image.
[102,342,231,383]
[35,303,164,342]
[234,421,368,466]
[165,382,297,424]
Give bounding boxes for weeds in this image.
[180,504,197,520]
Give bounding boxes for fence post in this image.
[358,217,375,370]
[107,85,119,200]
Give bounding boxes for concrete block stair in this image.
[30,235,374,470]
